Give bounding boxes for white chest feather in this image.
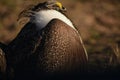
[30,10,75,29]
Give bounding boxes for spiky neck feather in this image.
[30,10,75,30]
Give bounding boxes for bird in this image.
[1,0,88,79]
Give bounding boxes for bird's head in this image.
[32,0,66,12]
[18,1,67,21]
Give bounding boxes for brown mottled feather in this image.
[0,48,6,76]
[36,19,88,73]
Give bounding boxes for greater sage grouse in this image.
[0,0,88,79]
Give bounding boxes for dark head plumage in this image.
[18,0,66,21]
[32,0,66,12]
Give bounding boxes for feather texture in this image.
[35,19,88,74]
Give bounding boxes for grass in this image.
[110,44,120,65]
[0,0,16,8]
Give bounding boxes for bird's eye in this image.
[62,7,66,10]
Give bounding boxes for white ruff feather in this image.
[30,10,75,29]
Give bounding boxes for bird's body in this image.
[35,19,87,74]
[0,1,88,79]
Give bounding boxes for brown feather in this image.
[36,19,88,73]
[0,48,6,79]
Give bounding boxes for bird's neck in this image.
[30,10,75,29]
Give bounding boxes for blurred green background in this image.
[0,0,120,68]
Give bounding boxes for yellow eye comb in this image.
[55,1,62,9]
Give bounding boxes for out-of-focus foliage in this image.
[0,0,16,8]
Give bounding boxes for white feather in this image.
[30,10,75,29]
